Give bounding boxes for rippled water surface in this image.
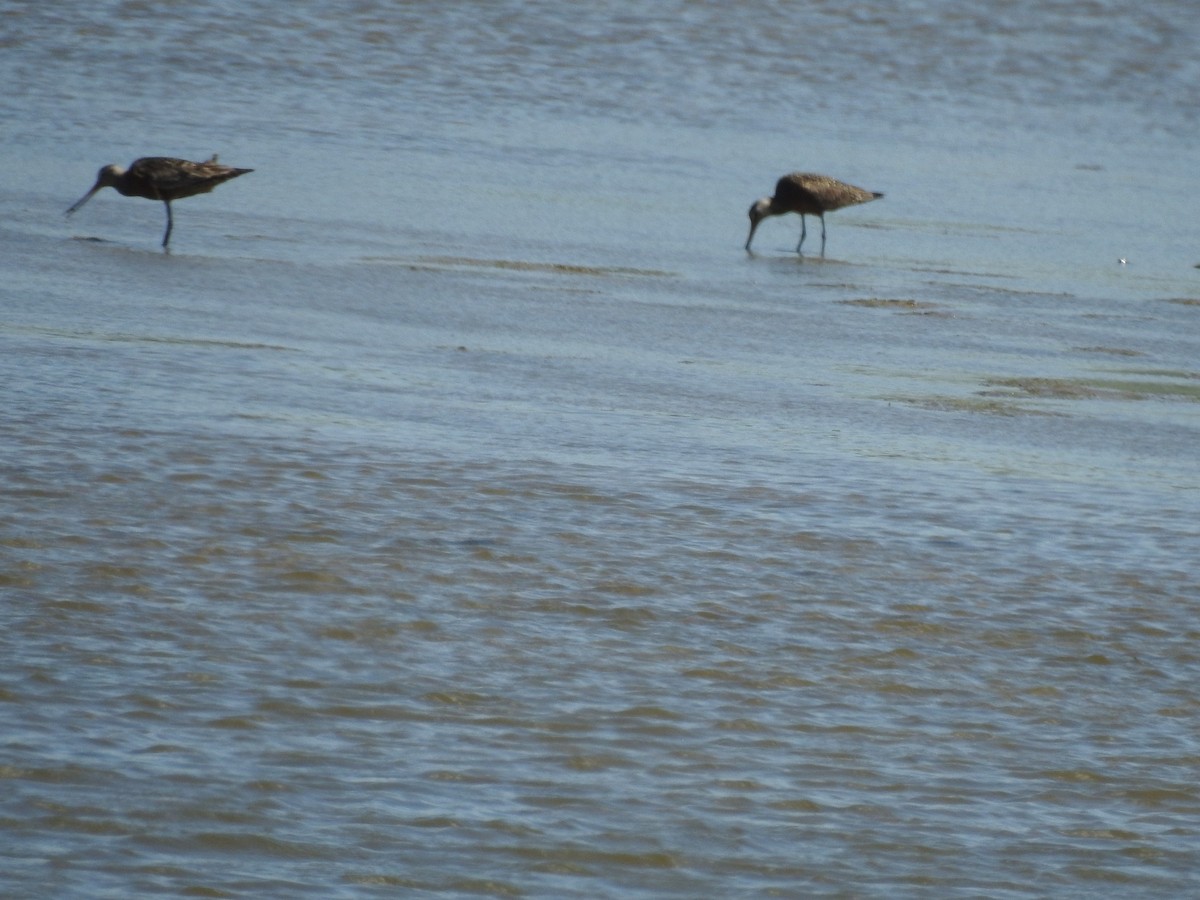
[2,1,1199,897]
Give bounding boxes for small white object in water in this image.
[1119,258,1127,265]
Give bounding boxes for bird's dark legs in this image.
[795,215,807,253]
[819,214,827,256]
[161,201,173,249]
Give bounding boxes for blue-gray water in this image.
[2,1,1199,897]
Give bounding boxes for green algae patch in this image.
[983,377,1136,400]
[889,366,1200,416]
[1073,346,1144,357]
[984,373,1200,402]
[412,255,675,278]
[887,394,1059,417]
[839,298,940,311]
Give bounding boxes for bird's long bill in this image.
[65,182,102,216]
[745,219,760,251]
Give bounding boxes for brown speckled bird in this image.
[746,172,882,255]
[66,155,253,249]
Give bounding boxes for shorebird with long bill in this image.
[746,172,882,255]
[66,155,253,249]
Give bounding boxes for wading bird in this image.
[66,155,253,249]
[745,172,882,255]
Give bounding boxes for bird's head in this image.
[745,197,772,251]
[65,164,125,216]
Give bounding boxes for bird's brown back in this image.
[122,157,253,202]
[772,172,881,216]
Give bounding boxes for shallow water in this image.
[2,1,1199,897]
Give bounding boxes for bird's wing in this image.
[125,158,197,197]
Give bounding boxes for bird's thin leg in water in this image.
[820,214,827,256]
[162,201,173,249]
[796,215,807,253]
